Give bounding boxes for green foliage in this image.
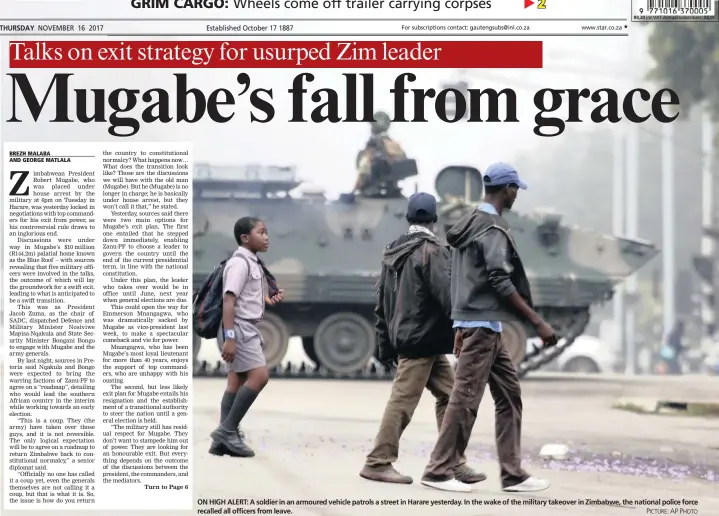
[647,23,719,120]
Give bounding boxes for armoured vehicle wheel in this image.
[313,313,376,374]
[502,321,527,366]
[215,313,290,369]
[302,337,320,366]
[257,313,291,368]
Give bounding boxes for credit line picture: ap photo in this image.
[1,0,718,514]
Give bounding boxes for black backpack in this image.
[192,259,228,339]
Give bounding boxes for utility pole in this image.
[612,129,626,356]
[661,122,676,337]
[699,111,715,344]
[624,123,640,375]
[623,31,644,376]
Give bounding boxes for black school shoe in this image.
[209,441,240,456]
[209,428,255,457]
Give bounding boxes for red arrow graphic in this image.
[524,0,534,7]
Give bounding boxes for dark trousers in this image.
[667,357,682,375]
[423,327,528,487]
[365,355,467,469]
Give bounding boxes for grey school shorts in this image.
[219,319,266,373]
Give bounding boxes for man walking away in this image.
[360,192,486,485]
[664,321,685,374]
[421,163,558,493]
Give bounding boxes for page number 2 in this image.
[538,0,546,7]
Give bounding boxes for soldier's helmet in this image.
[370,111,391,135]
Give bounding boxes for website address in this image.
[580,25,626,31]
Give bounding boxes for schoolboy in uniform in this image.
[209,217,283,457]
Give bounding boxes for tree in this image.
[646,23,719,120]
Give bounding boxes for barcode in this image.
[647,0,710,7]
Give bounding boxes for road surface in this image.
[3,368,717,515]
[190,373,719,516]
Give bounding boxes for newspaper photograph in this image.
[1,0,718,514]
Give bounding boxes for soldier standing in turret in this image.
[354,111,407,193]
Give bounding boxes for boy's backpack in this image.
[192,259,229,339]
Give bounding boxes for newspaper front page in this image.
[1,0,712,514]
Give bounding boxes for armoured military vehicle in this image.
[192,120,658,379]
